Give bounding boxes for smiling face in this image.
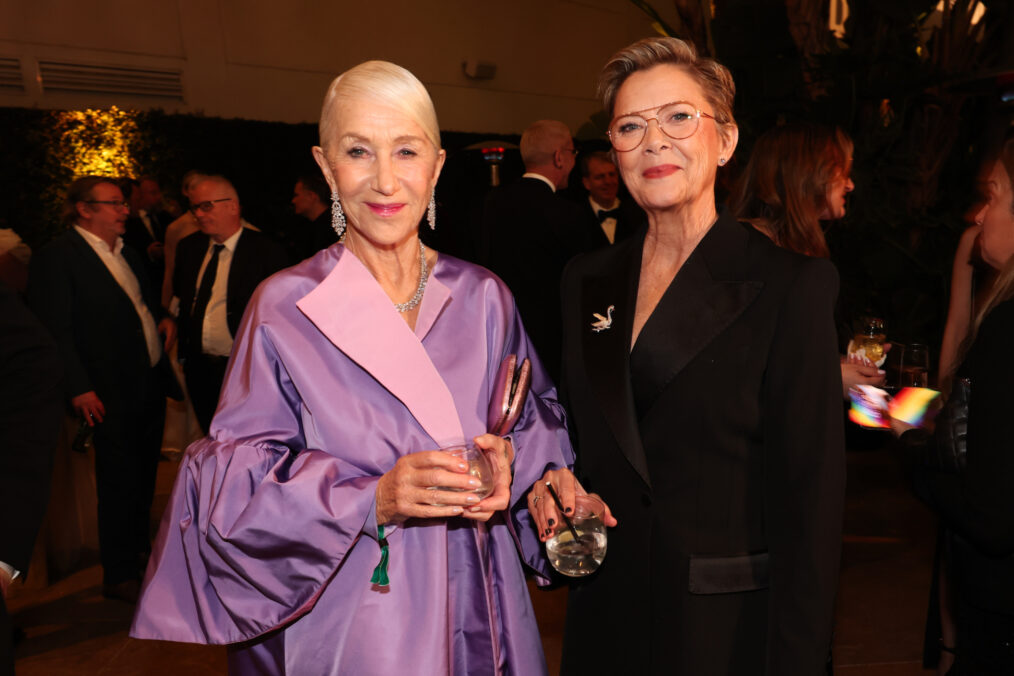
[976,159,1014,271]
[583,157,620,207]
[611,64,736,216]
[313,100,445,249]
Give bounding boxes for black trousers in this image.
[92,365,165,586]
[948,598,1014,675]
[1,596,12,676]
[184,353,229,434]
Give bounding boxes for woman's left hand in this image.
[529,469,618,542]
[461,434,514,522]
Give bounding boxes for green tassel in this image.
[370,525,390,586]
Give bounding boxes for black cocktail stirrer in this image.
[545,481,581,543]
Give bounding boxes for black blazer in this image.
[174,227,288,356]
[581,197,645,249]
[482,177,599,381]
[123,211,168,285]
[904,298,1014,617]
[0,282,60,574]
[0,282,60,676]
[559,212,846,675]
[27,228,169,401]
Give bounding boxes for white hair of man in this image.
[520,120,572,170]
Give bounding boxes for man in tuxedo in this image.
[0,282,61,676]
[579,151,645,247]
[289,173,337,261]
[174,175,288,432]
[482,120,597,381]
[27,176,178,604]
[123,176,169,285]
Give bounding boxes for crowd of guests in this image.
[2,34,1012,676]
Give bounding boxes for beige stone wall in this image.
[0,0,659,133]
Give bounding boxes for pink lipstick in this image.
[366,202,405,216]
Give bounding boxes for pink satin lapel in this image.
[296,247,465,447]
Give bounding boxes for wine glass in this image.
[546,494,608,577]
[851,316,887,366]
[431,444,494,500]
[900,343,930,388]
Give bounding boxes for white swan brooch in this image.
[590,305,615,333]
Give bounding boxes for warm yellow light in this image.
[830,0,850,39]
[54,106,140,179]
[935,0,987,25]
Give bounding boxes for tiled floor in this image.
[10,441,940,674]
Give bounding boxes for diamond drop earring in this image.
[330,190,346,239]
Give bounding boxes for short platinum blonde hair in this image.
[520,120,572,168]
[318,60,441,153]
[597,37,737,140]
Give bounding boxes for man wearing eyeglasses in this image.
[481,119,600,382]
[26,176,181,604]
[173,175,288,433]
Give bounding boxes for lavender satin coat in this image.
[130,246,573,675]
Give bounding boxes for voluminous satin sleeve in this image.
[760,257,846,674]
[131,316,380,644]
[500,303,575,580]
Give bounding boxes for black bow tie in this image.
[597,208,620,223]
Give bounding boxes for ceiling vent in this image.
[0,57,25,93]
[38,60,183,101]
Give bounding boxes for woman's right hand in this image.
[527,468,617,542]
[375,451,484,525]
[840,357,885,398]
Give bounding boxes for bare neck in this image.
[344,230,432,330]
[210,223,242,244]
[642,195,718,271]
[78,223,117,252]
[308,202,326,221]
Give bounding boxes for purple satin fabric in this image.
[130,246,573,675]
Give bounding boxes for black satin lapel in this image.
[581,241,651,488]
[635,254,763,403]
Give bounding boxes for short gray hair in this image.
[597,37,736,141]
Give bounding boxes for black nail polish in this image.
[565,507,573,514]
[547,518,556,527]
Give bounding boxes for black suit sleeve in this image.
[0,282,61,573]
[760,258,846,674]
[26,242,91,398]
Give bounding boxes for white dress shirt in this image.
[522,172,557,193]
[74,226,161,366]
[589,196,621,244]
[194,227,243,357]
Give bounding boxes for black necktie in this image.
[190,244,224,354]
[597,208,620,223]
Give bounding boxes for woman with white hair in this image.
[131,60,573,675]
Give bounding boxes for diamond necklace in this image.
[394,240,428,313]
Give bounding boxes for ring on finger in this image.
[532,495,541,507]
